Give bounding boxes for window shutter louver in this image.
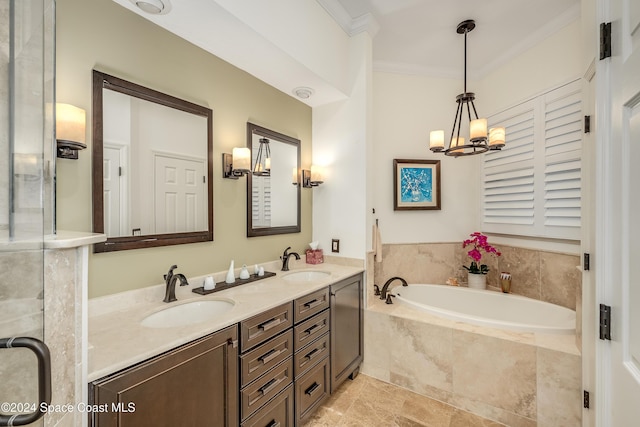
[481,80,582,240]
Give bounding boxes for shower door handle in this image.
[0,337,51,426]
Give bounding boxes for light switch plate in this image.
[331,239,340,253]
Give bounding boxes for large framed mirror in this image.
[92,70,213,252]
[246,123,301,237]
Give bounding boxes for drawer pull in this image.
[303,299,323,309]
[258,348,282,365]
[258,317,282,332]
[266,421,281,427]
[304,323,320,335]
[259,377,283,396]
[304,347,320,360]
[304,382,320,396]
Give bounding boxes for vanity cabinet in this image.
[330,273,364,393]
[239,303,294,424]
[89,325,238,427]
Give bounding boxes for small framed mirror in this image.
[92,70,213,252]
[246,122,301,237]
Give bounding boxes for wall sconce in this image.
[56,103,86,159]
[310,165,324,186]
[294,166,324,188]
[222,147,251,179]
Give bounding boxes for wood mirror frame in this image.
[246,122,301,237]
[92,70,213,252]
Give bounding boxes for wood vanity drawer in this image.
[294,309,329,351]
[295,356,330,424]
[241,385,294,427]
[241,330,293,387]
[293,332,329,379]
[241,302,293,352]
[241,358,293,421]
[293,287,330,323]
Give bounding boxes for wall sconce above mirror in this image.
[247,122,300,237]
[56,103,87,159]
[92,70,213,252]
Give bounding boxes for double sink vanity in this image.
[87,263,364,426]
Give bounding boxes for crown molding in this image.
[316,0,379,38]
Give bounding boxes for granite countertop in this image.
[88,262,364,382]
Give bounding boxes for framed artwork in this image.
[393,159,441,210]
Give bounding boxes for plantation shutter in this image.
[481,80,582,240]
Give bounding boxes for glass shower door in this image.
[0,0,54,425]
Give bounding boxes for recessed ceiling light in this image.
[130,0,171,15]
[293,87,314,99]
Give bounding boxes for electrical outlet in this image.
[331,239,340,253]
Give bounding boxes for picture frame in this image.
[393,159,441,210]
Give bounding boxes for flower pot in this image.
[467,273,487,289]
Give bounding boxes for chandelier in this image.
[253,137,271,176]
[429,20,505,156]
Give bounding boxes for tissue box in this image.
[305,249,324,264]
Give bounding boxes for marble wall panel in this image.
[496,246,541,300]
[537,348,582,427]
[44,248,80,427]
[376,243,581,309]
[0,250,44,300]
[388,316,453,393]
[540,251,581,310]
[452,329,537,419]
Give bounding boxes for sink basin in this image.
[141,299,235,328]
[283,271,331,282]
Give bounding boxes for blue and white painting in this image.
[400,167,433,203]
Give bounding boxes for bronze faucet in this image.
[379,276,408,301]
[280,247,300,271]
[163,265,189,303]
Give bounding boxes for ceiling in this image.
[112,0,580,106]
[326,0,580,78]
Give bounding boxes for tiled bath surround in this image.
[372,243,581,310]
[363,243,582,426]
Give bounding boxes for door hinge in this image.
[584,116,591,133]
[118,166,122,177]
[600,22,612,60]
[584,253,590,271]
[599,304,611,340]
[584,390,590,408]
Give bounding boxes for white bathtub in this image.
[391,284,576,335]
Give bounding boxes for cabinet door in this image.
[91,325,238,427]
[330,273,363,393]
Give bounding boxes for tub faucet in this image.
[163,265,190,303]
[379,276,408,300]
[280,246,300,271]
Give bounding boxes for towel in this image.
[373,222,382,263]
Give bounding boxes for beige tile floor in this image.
[302,374,506,427]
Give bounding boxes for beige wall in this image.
[56,0,312,297]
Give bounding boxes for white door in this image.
[103,146,123,237]
[597,0,640,424]
[154,154,206,234]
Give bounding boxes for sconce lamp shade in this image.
[470,118,487,142]
[429,130,445,151]
[232,147,251,173]
[56,103,86,159]
[310,165,324,186]
[489,127,506,149]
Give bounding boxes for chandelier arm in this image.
[466,100,473,125]
[449,100,462,150]
[455,101,464,145]
[470,100,480,120]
